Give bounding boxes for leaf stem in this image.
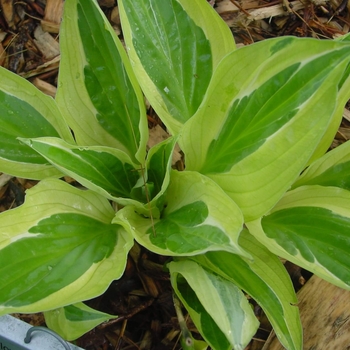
[173,293,193,348]
[139,164,156,237]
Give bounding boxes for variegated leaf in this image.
[119,0,235,134]
[309,34,350,162]
[0,66,73,179]
[114,171,247,257]
[192,229,302,350]
[181,36,350,221]
[20,137,142,206]
[292,140,350,190]
[44,302,117,341]
[0,178,133,314]
[247,185,350,290]
[57,0,148,163]
[169,260,259,350]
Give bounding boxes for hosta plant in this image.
[1,0,350,349]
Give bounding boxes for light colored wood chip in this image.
[42,0,64,34]
[111,6,120,25]
[0,173,13,189]
[247,0,305,21]
[31,77,57,97]
[241,0,261,10]
[215,0,305,27]
[34,25,60,60]
[338,126,350,139]
[343,108,350,123]
[41,20,60,34]
[216,0,239,13]
[0,32,7,42]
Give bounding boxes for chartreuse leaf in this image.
[44,302,117,341]
[309,35,350,163]
[181,36,350,221]
[308,77,350,163]
[169,260,259,350]
[180,333,208,350]
[192,229,302,350]
[56,0,148,164]
[337,32,350,41]
[114,171,247,257]
[292,140,350,190]
[0,66,73,179]
[247,185,350,290]
[119,0,235,134]
[0,178,133,315]
[19,137,143,207]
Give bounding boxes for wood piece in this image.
[247,0,305,21]
[148,125,182,165]
[110,6,121,35]
[33,25,60,60]
[98,0,115,7]
[40,20,59,34]
[20,55,60,79]
[0,0,14,28]
[342,108,350,123]
[216,0,259,13]
[216,0,239,13]
[262,275,350,349]
[41,0,64,33]
[216,0,305,28]
[0,43,5,67]
[31,77,57,97]
[338,126,350,139]
[0,174,13,188]
[110,6,121,26]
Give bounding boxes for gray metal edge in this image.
[0,315,85,350]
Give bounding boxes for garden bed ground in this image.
[0,0,350,349]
